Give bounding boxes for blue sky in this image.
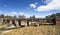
[0,0,60,18]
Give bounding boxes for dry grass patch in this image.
[3,25,60,35]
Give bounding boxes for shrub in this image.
[0,22,7,26]
[0,27,7,31]
[30,23,37,26]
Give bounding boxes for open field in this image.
[2,25,60,35]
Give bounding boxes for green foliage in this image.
[0,22,7,26]
[0,14,4,18]
[46,13,60,23]
[5,15,13,18]
[0,22,7,32]
[30,23,37,26]
[30,15,35,19]
[0,27,7,31]
[13,15,17,18]
[18,15,26,18]
[46,13,60,19]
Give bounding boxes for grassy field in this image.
[2,25,60,35]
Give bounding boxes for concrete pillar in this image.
[11,20,16,27]
[44,19,46,23]
[28,21,31,26]
[40,19,43,24]
[5,20,9,23]
[9,20,15,27]
[0,18,3,22]
[3,19,6,22]
[18,20,21,27]
[27,21,29,26]
[6,20,10,27]
[21,20,27,27]
[39,19,43,25]
[15,20,20,27]
[36,21,40,26]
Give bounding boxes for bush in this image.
[0,22,7,26]
[0,27,7,31]
[30,23,37,26]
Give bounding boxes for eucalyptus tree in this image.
[18,15,26,18]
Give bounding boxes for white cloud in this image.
[29,2,38,9]
[19,12,31,18]
[29,3,37,8]
[19,12,24,15]
[48,14,52,16]
[11,12,17,15]
[32,0,60,11]
[43,0,52,4]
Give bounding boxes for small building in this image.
[56,17,60,25]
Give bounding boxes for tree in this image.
[0,14,4,18]
[56,13,60,17]
[50,14,56,19]
[5,15,13,18]
[13,15,17,18]
[18,15,26,18]
[46,14,56,23]
[30,15,35,19]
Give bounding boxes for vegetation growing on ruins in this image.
[0,22,7,26]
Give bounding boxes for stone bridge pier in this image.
[2,19,30,27]
[1,18,55,28]
[2,18,47,27]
